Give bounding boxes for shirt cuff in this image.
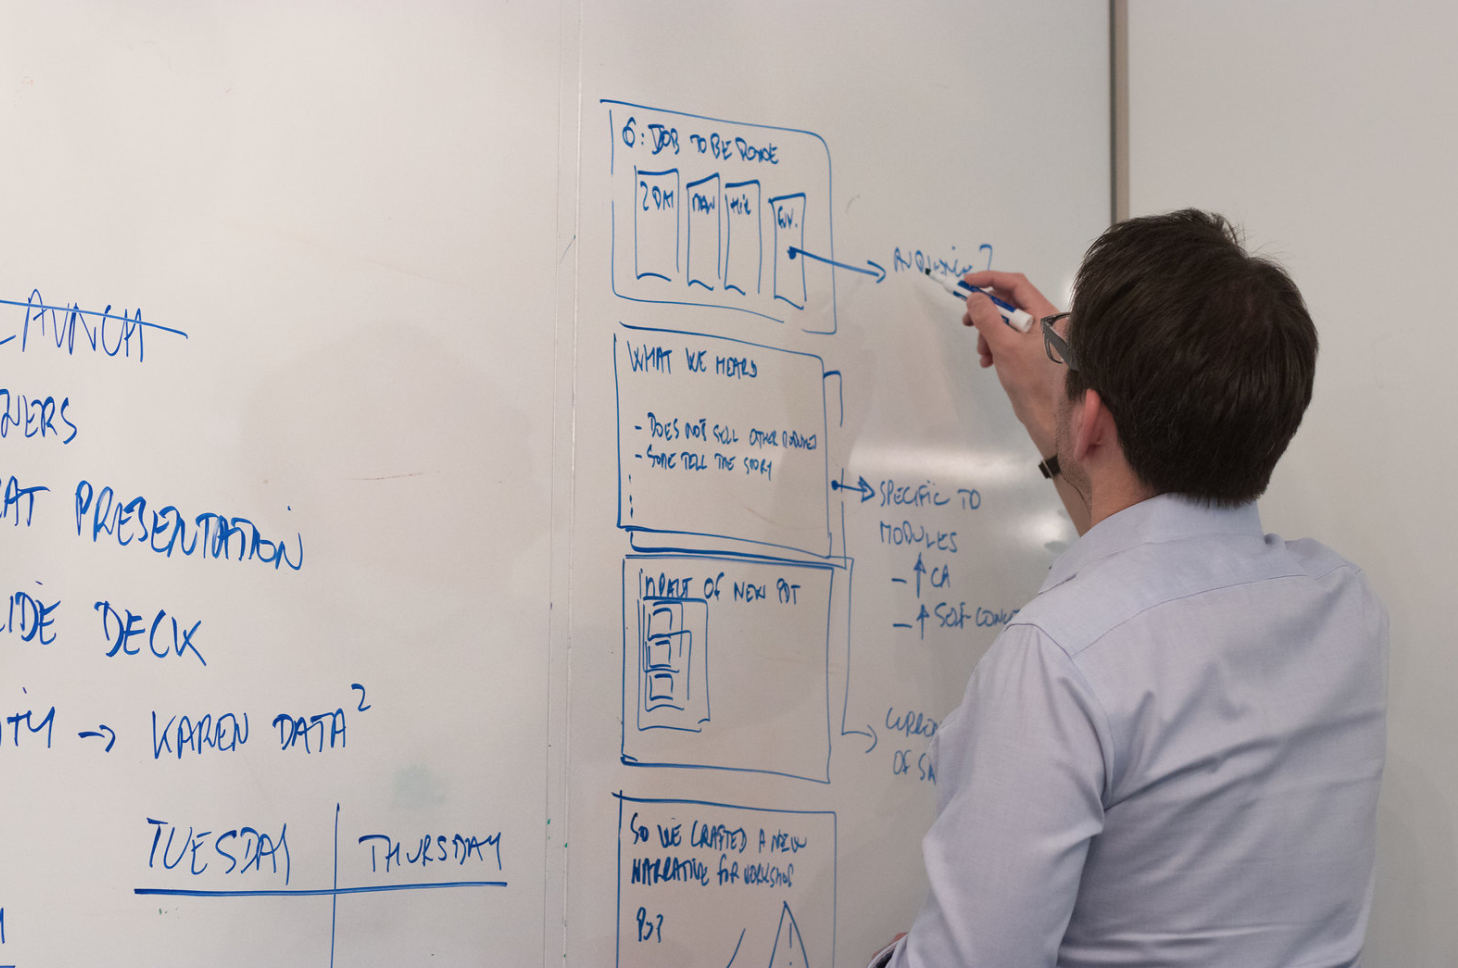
[867,937,901,968]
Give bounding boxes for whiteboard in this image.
[0,3,563,965]
[0,2,1111,965]
[1126,3,1458,965]
[564,3,1108,965]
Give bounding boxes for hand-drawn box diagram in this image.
[638,597,710,732]
[616,794,835,968]
[635,169,681,282]
[614,325,831,559]
[603,99,841,331]
[623,556,833,783]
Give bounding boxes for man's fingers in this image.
[960,269,1033,300]
[961,270,1058,319]
[963,291,1003,330]
[965,292,1024,354]
[963,310,996,365]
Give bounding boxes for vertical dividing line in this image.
[563,4,585,962]
[547,1,587,964]
[330,803,340,968]
[1109,0,1117,225]
[1110,0,1130,223]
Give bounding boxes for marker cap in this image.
[1002,308,1034,333]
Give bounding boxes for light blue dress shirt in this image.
[889,494,1388,968]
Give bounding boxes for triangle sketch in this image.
[767,901,809,968]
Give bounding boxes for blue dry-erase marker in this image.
[922,266,1035,332]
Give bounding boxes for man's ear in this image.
[1071,389,1111,462]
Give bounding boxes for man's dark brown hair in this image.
[1067,209,1318,506]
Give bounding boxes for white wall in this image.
[1127,4,1458,964]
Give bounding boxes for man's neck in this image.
[1085,476,1156,531]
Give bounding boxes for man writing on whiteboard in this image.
[874,211,1388,968]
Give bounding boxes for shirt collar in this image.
[1040,493,1264,593]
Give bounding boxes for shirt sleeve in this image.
[889,623,1113,968]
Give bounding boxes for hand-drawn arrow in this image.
[843,721,878,754]
[831,474,876,502]
[786,246,886,283]
[78,724,116,752]
[913,552,928,599]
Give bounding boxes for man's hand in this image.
[961,271,1064,458]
